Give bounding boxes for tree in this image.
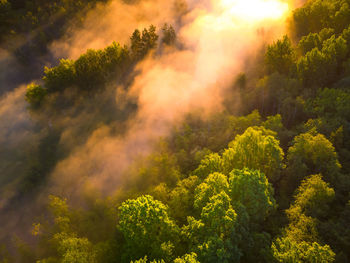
[222,127,284,183]
[192,153,223,179]
[198,192,239,263]
[43,59,76,92]
[272,237,335,263]
[272,174,336,262]
[201,192,237,237]
[141,25,158,52]
[229,169,276,223]
[130,25,158,59]
[131,256,165,263]
[334,1,350,33]
[194,173,229,211]
[288,174,335,220]
[297,35,347,87]
[290,0,334,38]
[185,192,240,263]
[0,0,12,40]
[118,195,179,262]
[296,48,328,88]
[284,132,340,194]
[174,253,199,263]
[58,237,96,263]
[185,168,276,262]
[135,150,181,190]
[307,88,350,122]
[169,176,201,225]
[25,83,47,108]
[35,195,98,263]
[284,175,335,244]
[74,49,106,90]
[161,24,176,46]
[298,28,334,55]
[254,73,301,117]
[265,35,295,75]
[130,29,143,58]
[181,173,242,263]
[43,41,129,94]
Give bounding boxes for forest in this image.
[0,0,350,262]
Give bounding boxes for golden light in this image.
[220,0,289,22]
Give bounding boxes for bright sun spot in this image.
[220,0,289,22]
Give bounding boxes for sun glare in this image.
[220,0,289,22]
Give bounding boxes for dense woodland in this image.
[1,0,350,262]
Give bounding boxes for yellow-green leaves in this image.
[118,195,179,262]
[272,238,335,263]
[229,169,276,222]
[272,175,336,262]
[223,127,284,183]
[285,132,340,192]
[25,83,47,108]
[265,36,295,75]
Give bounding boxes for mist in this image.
[0,0,293,255]
[43,0,290,196]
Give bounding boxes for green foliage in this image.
[298,28,335,55]
[229,169,276,222]
[297,35,347,87]
[173,253,199,263]
[222,127,284,183]
[74,49,108,90]
[307,88,350,121]
[272,175,336,262]
[185,192,240,263]
[118,195,179,262]
[191,125,284,184]
[131,256,165,263]
[193,153,223,179]
[200,192,237,239]
[318,200,350,262]
[25,83,47,108]
[194,173,229,210]
[252,73,303,124]
[47,195,71,233]
[35,195,120,263]
[288,174,335,220]
[75,42,129,90]
[168,176,201,224]
[272,237,335,263]
[182,171,241,262]
[230,110,262,133]
[135,150,182,190]
[288,3,350,89]
[43,42,130,93]
[290,0,349,38]
[161,24,176,46]
[265,35,295,75]
[58,237,96,263]
[131,25,159,59]
[263,114,284,134]
[185,167,275,262]
[285,132,340,194]
[43,59,76,92]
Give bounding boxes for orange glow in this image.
[219,0,289,22]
